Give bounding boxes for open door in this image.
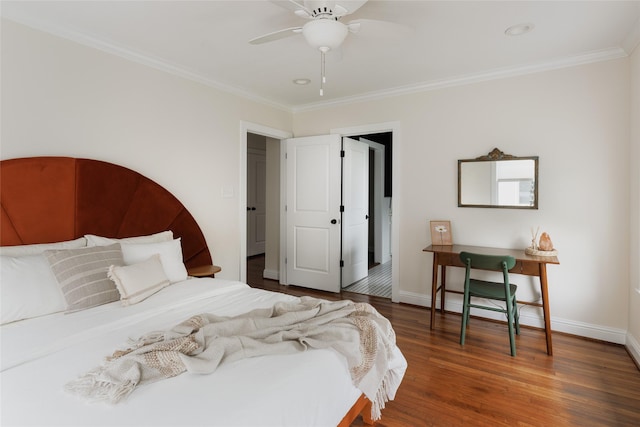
[285,135,369,292]
[285,135,342,292]
[342,137,369,287]
[247,149,266,257]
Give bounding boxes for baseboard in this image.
[262,269,279,280]
[398,290,627,345]
[626,333,640,367]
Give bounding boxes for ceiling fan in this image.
[249,0,372,96]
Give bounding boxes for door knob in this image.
[251,207,256,211]
[331,219,338,224]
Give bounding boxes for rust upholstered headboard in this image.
[0,157,211,269]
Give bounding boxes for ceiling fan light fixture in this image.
[302,19,348,51]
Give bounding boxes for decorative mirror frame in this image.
[458,148,539,209]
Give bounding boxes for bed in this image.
[0,157,407,427]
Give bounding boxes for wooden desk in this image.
[423,244,559,355]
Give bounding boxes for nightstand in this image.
[187,264,222,278]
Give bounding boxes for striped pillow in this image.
[45,243,124,312]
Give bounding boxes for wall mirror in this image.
[458,148,538,209]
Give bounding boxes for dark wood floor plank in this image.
[246,256,640,426]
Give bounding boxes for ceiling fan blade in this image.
[335,0,368,16]
[249,27,303,45]
[347,22,361,33]
[346,18,413,38]
[270,0,312,16]
[271,0,367,18]
[294,9,313,19]
[288,0,311,11]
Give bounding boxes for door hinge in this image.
[340,205,344,212]
[340,260,344,267]
[340,150,345,157]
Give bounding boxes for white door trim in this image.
[331,122,401,303]
[240,121,292,283]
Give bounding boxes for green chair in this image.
[459,251,520,356]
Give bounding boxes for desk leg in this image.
[440,265,446,314]
[539,263,553,355]
[430,253,439,329]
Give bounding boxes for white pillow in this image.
[120,239,188,283]
[0,237,87,257]
[0,254,67,324]
[108,254,171,306]
[85,231,173,247]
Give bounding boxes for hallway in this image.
[247,254,391,298]
[342,259,391,298]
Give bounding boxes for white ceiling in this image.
[2,1,639,111]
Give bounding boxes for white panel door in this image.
[342,138,369,287]
[285,135,341,292]
[247,149,266,256]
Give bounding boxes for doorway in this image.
[341,132,392,298]
[246,134,266,258]
[245,131,283,284]
[240,122,292,284]
[240,121,400,303]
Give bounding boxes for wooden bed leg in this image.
[361,399,375,425]
[337,394,376,427]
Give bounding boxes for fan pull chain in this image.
[320,49,326,96]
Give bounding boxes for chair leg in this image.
[460,296,469,346]
[507,316,516,356]
[513,297,520,335]
[506,300,517,357]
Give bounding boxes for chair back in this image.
[459,251,516,272]
[458,251,520,356]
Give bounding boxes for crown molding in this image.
[292,47,629,113]
[1,15,294,113]
[622,15,640,55]
[3,14,631,115]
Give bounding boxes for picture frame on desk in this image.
[430,220,453,245]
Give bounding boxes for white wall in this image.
[294,59,632,344]
[628,43,640,363]
[0,20,292,280]
[2,18,637,352]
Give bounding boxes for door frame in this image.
[240,120,400,303]
[332,122,401,303]
[240,121,292,283]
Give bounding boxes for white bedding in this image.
[1,278,407,426]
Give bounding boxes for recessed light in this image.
[505,23,534,36]
[293,78,311,85]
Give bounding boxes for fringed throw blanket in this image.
[66,297,398,420]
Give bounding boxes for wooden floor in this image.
[247,256,640,426]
